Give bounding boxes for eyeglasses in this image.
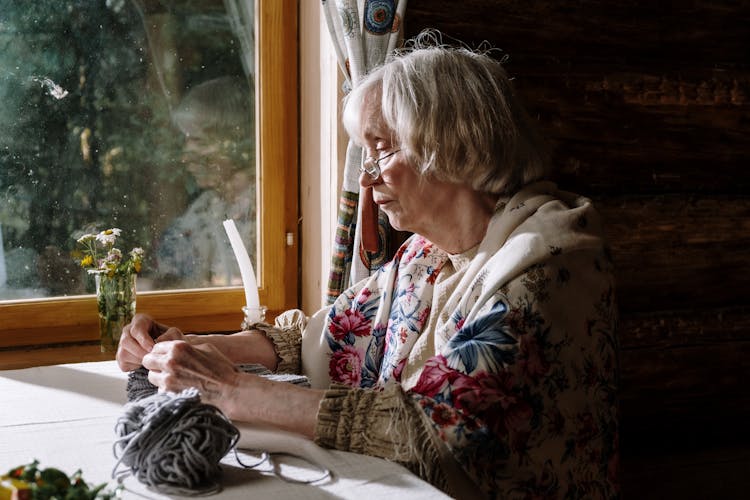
[360,149,401,179]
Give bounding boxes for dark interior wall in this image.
[404,1,750,498]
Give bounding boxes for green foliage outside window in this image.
[0,0,253,299]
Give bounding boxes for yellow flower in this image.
[73,227,145,278]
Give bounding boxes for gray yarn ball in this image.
[113,388,239,495]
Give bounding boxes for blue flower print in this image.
[446,299,518,373]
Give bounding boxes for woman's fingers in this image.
[116,317,154,371]
[127,314,158,351]
[154,326,185,343]
[143,341,239,403]
[116,347,146,372]
[115,314,179,371]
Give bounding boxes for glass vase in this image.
[95,273,136,353]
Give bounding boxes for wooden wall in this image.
[405,1,750,498]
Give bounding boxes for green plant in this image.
[2,459,118,500]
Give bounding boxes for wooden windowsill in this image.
[0,343,116,370]
[0,328,242,370]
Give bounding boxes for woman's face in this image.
[358,95,462,237]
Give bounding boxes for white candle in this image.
[223,219,260,315]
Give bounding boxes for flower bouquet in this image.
[74,228,144,352]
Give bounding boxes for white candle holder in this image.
[241,305,268,330]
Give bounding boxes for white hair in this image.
[343,33,550,195]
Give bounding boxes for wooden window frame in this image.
[0,0,298,360]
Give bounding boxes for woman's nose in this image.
[359,169,380,188]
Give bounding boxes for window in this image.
[0,0,298,353]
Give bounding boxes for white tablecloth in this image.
[0,361,449,499]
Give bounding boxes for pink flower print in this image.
[416,307,430,330]
[425,262,443,285]
[403,239,429,262]
[410,242,434,261]
[411,355,458,397]
[328,308,371,341]
[393,357,407,381]
[430,402,459,426]
[399,327,409,343]
[328,346,363,387]
[450,373,486,414]
[392,241,410,262]
[455,316,466,331]
[452,371,532,437]
[403,247,417,262]
[355,287,372,304]
[384,327,394,346]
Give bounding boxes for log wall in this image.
[405,1,750,498]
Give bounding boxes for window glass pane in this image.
[0,0,256,300]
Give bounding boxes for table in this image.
[0,361,450,499]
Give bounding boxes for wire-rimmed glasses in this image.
[360,149,401,179]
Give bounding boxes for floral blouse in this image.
[273,183,619,499]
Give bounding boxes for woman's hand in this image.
[143,338,325,437]
[142,340,240,409]
[116,313,185,372]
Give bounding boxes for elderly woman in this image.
[117,42,619,499]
